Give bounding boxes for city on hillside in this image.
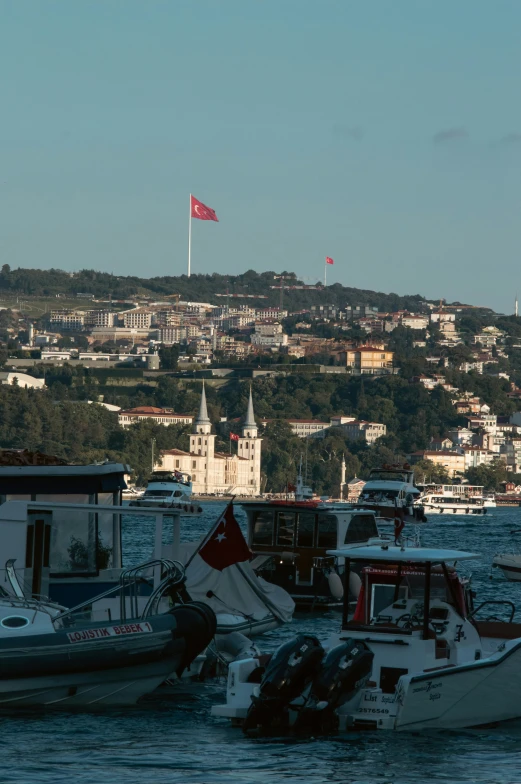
[1,267,521,495]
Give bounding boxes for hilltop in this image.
[0,265,433,313]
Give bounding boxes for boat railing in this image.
[51,558,186,628]
[469,600,516,623]
[119,559,185,619]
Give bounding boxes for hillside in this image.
[0,265,430,313]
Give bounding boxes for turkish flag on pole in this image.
[199,502,252,571]
[191,195,219,222]
[326,256,334,265]
[229,432,240,442]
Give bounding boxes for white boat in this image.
[129,470,203,516]
[0,499,293,640]
[356,465,426,523]
[0,559,216,708]
[213,542,521,732]
[418,484,493,515]
[122,486,145,500]
[493,529,521,581]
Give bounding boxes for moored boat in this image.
[356,464,426,523]
[0,559,216,708]
[129,470,203,516]
[213,542,521,732]
[241,488,382,609]
[493,529,521,581]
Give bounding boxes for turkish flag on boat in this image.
[199,502,252,571]
[191,195,219,222]
[326,256,334,265]
[229,432,240,442]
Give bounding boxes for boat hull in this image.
[394,639,521,730]
[421,505,487,515]
[0,659,177,708]
[493,555,521,581]
[0,603,216,709]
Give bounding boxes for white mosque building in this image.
[157,384,262,496]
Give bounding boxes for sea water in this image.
[3,504,521,784]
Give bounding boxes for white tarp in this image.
[177,542,294,624]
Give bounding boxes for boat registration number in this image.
[67,622,153,643]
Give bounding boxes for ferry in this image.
[418,484,495,515]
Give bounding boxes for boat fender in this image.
[348,571,362,599]
[484,508,487,515]
[183,504,189,512]
[328,571,344,601]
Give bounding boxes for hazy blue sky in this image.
[1,1,520,310]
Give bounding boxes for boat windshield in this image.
[350,565,467,627]
[362,489,401,500]
[144,490,174,498]
[368,469,412,483]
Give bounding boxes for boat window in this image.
[276,511,296,547]
[144,490,173,497]
[1,616,29,629]
[297,512,315,547]
[370,584,409,619]
[252,511,275,546]
[317,515,337,548]
[344,514,378,544]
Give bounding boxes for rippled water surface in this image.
[5,503,521,784]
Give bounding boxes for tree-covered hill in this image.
[0,265,429,312]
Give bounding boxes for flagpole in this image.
[188,193,192,278]
[324,257,327,287]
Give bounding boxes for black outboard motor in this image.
[242,634,324,734]
[294,639,374,733]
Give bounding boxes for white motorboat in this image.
[213,542,521,732]
[129,470,203,516]
[418,484,494,515]
[0,559,216,708]
[493,529,521,581]
[0,499,293,641]
[356,464,426,523]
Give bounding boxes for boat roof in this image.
[327,544,480,563]
[241,500,376,513]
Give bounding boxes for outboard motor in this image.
[294,639,374,733]
[242,634,324,734]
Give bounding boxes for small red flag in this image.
[326,256,334,265]
[229,432,240,442]
[199,503,252,571]
[191,195,219,222]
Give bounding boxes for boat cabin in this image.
[241,501,380,607]
[328,545,482,695]
[0,499,182,610]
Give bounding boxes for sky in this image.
[0,0,520,311]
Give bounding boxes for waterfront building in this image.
[158,385,262,496]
